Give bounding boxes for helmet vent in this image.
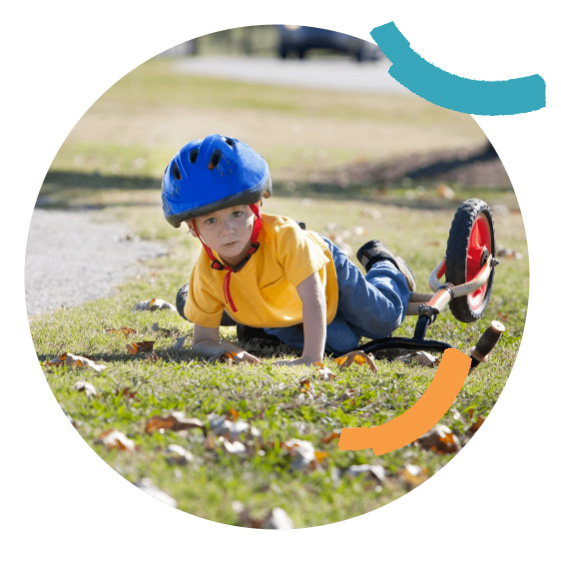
[172,162,182,180]
[189,149,199,164]
[208,149,222,170]
[224,137,234,147]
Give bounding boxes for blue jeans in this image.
[264,236,410,354]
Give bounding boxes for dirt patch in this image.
[313,142,511,188]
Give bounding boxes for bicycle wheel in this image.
[445,199,496,322]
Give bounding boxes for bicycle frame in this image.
[351,255,500,367]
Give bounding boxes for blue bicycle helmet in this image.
[162,134,272,227]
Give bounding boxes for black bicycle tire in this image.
[445,198,496,323]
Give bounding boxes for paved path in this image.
[25,209,167,316]
[172,55,412,94]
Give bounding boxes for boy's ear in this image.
[185,220,198,238]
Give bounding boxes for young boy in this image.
[162,134,414,366]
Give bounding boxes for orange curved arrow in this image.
[338,348,471,455]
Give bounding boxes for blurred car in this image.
[275,25,381,62]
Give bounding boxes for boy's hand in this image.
[193,324,261,363]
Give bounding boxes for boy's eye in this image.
[232,211,243,218]
[204,217,216,225]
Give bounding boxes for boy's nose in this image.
[222,217,236,234]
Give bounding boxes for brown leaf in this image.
[166,444,195,465]
[45,352,106,373]
[320,430,342,445]
[316,363,336,381]
[395,351,437,367]
[417,425,461,454]
[145,412,207,436]
[114,386,137,401]
[221,351,238,362]
[347,464,386,483]
[299,378,311,393]
[282,439,323,471]
[334,350,377,373]
[126,341,155,355]
[105,327,137,336]
[227,408,240,421]
[401,464,429,488]
[72,380,97,398]
[314,450,329,463]
[468,416,485,434]
[262,508,294,530]
[134,298,176,312]
[96,429,135,451]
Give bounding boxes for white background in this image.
[2,0,559,558]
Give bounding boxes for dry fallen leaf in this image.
[314,450,329,463]
[46,352,106,373]
[72,380,97,398]
[165,444,195,465]
[262,507,294,530]
[395,351,437,367]
[320,430,341,445]
[114,386,137,401]
[145,412,207,436]
[96,429,135,451]
[227,408,240,421]
[208,414,260,441]
[105,326,137,336]
[334,350,377,373]
[315,362,336,380]
[282,439,324,471]
[126,341,155,355]
[232,502,294,530]
[220,437,247,455]
[299,378,312,393]
[436,183,455,200]
[468,416,485,435]
[417,424,461,454]
[346,464,386,483]
[133,298,177,312]
[401,464,429,488]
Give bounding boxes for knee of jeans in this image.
[378,304,405,336]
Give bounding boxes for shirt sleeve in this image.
[274,221,330,287]
[183,260,225,328]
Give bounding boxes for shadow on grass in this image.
[36,350,195,369]
[39,143,511,213]
[35,340,290,367]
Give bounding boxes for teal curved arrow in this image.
[371,22,546,115]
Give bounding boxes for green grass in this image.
[30,192,527,528]
[46,57,486,185]
[30,53,525,527]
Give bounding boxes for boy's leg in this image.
[264,315,361,355]
[265,238,410,354]
[326,237,411,341]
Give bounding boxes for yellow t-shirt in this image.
[185,213,339,328]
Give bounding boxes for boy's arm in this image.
[192,324,261,363]
[275,271,326,366]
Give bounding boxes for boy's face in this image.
[188,205,255,267]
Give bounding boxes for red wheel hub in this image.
[466,215,492,310]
